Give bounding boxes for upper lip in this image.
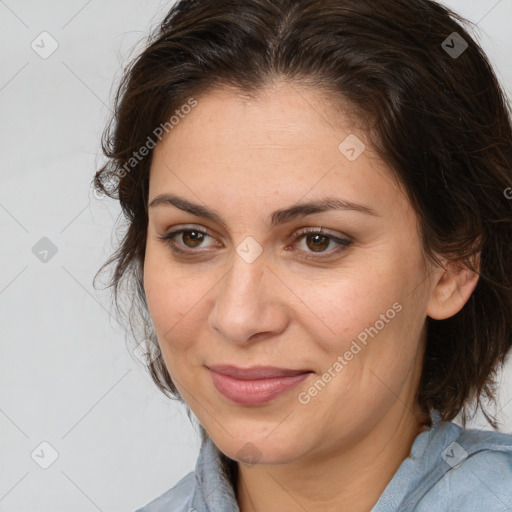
[207,365,312,380]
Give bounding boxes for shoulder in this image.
[133,436,238,512]
[416,427,512,512]
[133,471,195,512]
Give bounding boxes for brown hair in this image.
[93,0,512,445]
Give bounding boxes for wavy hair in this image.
[93,0,512,454]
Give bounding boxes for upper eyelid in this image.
[162,225,351,250]
[163,224,347,240]
[161,230,351,265]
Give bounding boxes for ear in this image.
[426,254,481,320]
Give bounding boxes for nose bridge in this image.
[208,249,287,344]
[229,257,264,306]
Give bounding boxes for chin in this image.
[210,427,307,467]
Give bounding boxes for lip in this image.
[207,365,313,405]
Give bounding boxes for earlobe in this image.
[426,257,481,320]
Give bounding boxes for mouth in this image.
[206,365,314,405]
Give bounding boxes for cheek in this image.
[143,246,185,344]
[305,260,427,393]
[143,243,218,354]
[143,265,198,384]
[302,265,406,354]
[303,278,425,420]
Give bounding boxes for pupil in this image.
[307,234,328,252]
[184,231,203,247]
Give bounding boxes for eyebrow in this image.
[148,193,379,227]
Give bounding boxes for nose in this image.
[208,252,289,346]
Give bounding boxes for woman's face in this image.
[144,82,438,465]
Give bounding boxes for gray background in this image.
[0,1,511,511]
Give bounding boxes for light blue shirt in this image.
[135,410,512,511]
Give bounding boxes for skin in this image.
[143,81,480,512]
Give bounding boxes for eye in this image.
[157,225,353,259]
[288,227,353,260]
[157,226,218,255]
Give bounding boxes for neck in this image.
[235,404,430,512]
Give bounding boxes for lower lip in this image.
[208,370,312,405]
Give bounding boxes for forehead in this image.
[157,82,358,152]
[149,82,408,221]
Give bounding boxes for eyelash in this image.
[157,225,353,260]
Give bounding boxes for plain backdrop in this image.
[0,1,511,511]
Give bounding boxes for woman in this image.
[94,0,512,510]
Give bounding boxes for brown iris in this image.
[305,234,330,252]
[182,230,205,248]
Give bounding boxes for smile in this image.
[207,365,313,405]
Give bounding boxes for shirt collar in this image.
[189,408,446,511]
